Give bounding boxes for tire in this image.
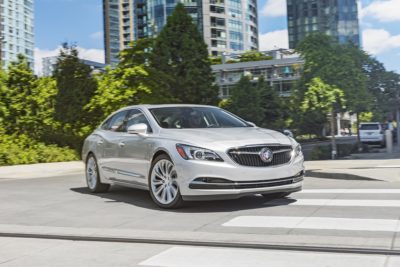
[85,154,110,193]
[261,192,291,200]
[149,154,184,209]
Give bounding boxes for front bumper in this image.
[360,136,384,143]
[174,154,304,200]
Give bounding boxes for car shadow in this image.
[70,186,297,213]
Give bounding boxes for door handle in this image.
[118,142,125,147]
[97,139,104,145]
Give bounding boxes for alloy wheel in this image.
[150,159,179,205]
[86,156,98,190]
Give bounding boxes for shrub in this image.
[0,133,78,166]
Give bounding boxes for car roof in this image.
[118,104,218,111]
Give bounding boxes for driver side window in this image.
[125,109,152,133]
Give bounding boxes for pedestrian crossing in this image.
[221,188,400,232]
[300,189,400,194]
[139,246,392,267]
[223,216,400,232]
[270,198,400,207]
[140,186,400,267]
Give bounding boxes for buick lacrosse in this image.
[82,105,304,208]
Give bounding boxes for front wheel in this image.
[149,154,184,209]
[86,154,110,193]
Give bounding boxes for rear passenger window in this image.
[360,124,379,130]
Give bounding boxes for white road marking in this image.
[272,199,400,207]
[376,165,400,168]
[222,216,400,232]
[300,189,400,194]
[139,246,390,267]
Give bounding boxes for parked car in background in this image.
[82,105,304,209]
[359,122,385,147]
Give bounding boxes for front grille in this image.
[227,145,293,167]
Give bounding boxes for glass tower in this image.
[0,0,35,69]
[287,0,360,49]
[103,0,259,64]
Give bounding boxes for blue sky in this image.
[34,0,400,73]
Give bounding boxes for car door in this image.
[97,110,129,181]
[116,109,153,186]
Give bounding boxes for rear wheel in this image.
[86,154,110,193]
[261,192,291,200]
[149,154,184,209]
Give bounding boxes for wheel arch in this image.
[151,148,173,164]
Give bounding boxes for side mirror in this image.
[246,121,256,127]
[127,123,148,135]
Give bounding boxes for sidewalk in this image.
[305,158,400,182]
[0,161,83,179]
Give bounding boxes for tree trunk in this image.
[331,111,337,160]
[356,113,361,150]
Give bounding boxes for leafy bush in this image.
[310,145,332,160]
[310,143,358,160]
[0,134,78,166]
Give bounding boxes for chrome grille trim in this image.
[227,144,293,167]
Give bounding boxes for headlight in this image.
[294,143,302,157]
[176,144,223,162]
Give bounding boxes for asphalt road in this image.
[1,170,400,266]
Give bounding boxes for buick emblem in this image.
[259,148,273,163]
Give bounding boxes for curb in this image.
[1,232,399,256]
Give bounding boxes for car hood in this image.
[158,127,292,149]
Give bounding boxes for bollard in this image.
[386,130,393,153]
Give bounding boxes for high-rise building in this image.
[286,0,360,49]
[0,0,35,69]
[42,56,107,77]
[103,0,259,65]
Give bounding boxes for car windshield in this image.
[149,107,251,129]
[360,124,379,130]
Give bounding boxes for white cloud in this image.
[90,31,103,40]
[361,0,400,22]
[34,47,105,75]
[260,0,287,17]
[259,29,289,51]
[362,28,400,54]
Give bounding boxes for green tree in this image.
[86,65,151,121]
[118,38,174,104]
[295,33,372,139]
[224,76,264,125]
[53,43,98,127]
[302,77,346,159]
[258,78,286,130]
[3,55,37,135]
[152,3,219,104]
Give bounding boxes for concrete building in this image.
[42,56,107,77]
[103,0,259,65]
[287,0,360,49]
[0,0,35,69]
[212,49,304,98]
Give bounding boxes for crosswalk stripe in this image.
[269,199,400,207]
[139,246,390,267]
[300,189,400,194]
[222,216,400,232]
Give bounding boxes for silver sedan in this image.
[82,104,304,208]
